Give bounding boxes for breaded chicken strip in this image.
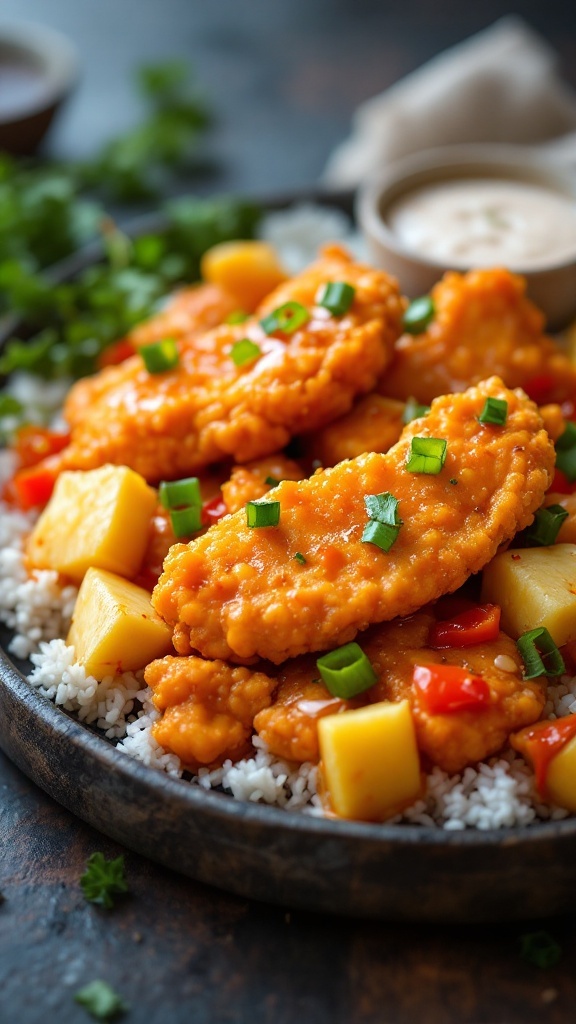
[153,378,554,664]
[146,655,275,768]
[382,268,576,405]
[253,612,545,773]
[303,393,405,468]
[59,245,404,482]
[221,454,305,514]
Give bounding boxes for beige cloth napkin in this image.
[323,17,576,188]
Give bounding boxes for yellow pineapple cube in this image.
[481,544,576,646]
[200,240,287,311]
[67,567,172,679]
[27,464,157,584]
[318,699,422,821]
[544,733,576,813]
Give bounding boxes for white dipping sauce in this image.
[386,178,576,269]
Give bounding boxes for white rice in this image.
[1,205,573,829]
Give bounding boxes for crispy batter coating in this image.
[364,612,545,773]
[381,268,576,405]
[304,393,405,468]
[146,654,275,768]
[60,246,403,482]
[153,377,554,664]
[221,454,305,514]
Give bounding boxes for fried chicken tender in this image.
[382,268,576,405]
[221,454,305,514]
[364,612,545,773]
[145,654,276,768]
[253,612,545,772]
[153,377,554,664]
[304,393,405,468]
[59,246,403,482]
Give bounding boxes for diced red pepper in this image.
[14,425,70,469]
[511,717,576,796]
[429,603,501,648]
[523,374,557,404]
[549,468,575,495]
[413,664,491,714]
[97,338,136,368]
[8,456,62,510]
[201,494,228,526]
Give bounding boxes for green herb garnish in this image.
[230,338,261,366]
[140,338,179,373]
[246,499,280,528]
[520,931,562,969]
[316,281,355,316]
[80,853,129,909]
[478,397,508,426]
[316,642,378,698]
[402,295,435,334]
[406,437,447,475]
[516,627,566,679]
[294,552,307,564]
[260,301,308,335]
[75,980,128,1021]
[518,504,568,547]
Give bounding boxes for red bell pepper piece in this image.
[429,603,501,648]
[202,494,228,526]
[8,456,62,510]
[549,468,575,495]
[97,338,136,368]
[511,717,576,796]
[413,664,491,714]
[523,374,557,405]
[14,425,70,469]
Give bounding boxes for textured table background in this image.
[2,2,576,1021]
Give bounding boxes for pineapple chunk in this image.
[200,240,287,311]
[545,734,576,813]
[481,543,576,646]
[27,464,157,584]
[67,567,172,679]
[318,700,421,821]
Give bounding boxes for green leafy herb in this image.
[80,853,129,909]
[517,504,569,547]
[520,931,562,969]
[364,491,402,526]
[555,423,576,482]
[75,980,128,1021]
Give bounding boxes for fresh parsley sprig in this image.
[80,852,129,909]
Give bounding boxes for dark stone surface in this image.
[3,2,576,1020]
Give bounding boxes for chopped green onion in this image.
[159,477,201,510]
[316,281,355,316]
[517,627,565,679]
[169,505,203,538]
[522,504,568,546]
[230,338,261,366]
[402,397,430,424]
[555,422,576,451]
[74,979,128,1021]
[449,478,458,485]
[265,475,281,486]
[555,423,576,482]
[362,519,401,552]
[316,641,378,698]
[364,491,402,526]
[246,499,280,528]
[402,296,435,334]
[260,301,309,335]
[520,931,562,969]
[293,551,307,564]
[478,397,508,426]
[139,337,179,373]
[406,437,447,475]
[226,310,249,325]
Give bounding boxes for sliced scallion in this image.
[316,281,355,316]
[265,475,281,486]
[230,338,261,366]
[517,627,566,679]
[317,641,378,698]
[406,437,447,475]
[402,397,431,424]
[159,477,201,511]
[402,295,435,334]
[226,310,249,325]
[246,499,280,528]
[478,397,508,426]
[140,338,179,374]
[169,505,203,538]
[260,301,309,335]
[293,551,307,564]
[522,504,568,546]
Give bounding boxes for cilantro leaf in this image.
[74,980,128,1021]
[80,852,129,909]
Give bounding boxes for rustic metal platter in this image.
[2,193,576,923]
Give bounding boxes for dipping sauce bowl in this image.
[357,145,576,331]
[0,21,78,154]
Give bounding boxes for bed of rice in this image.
[1,203,574,831]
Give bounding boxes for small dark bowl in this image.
[0,21,78,155]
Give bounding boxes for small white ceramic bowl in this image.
[0,21,79,154]
[356,144,576,331]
